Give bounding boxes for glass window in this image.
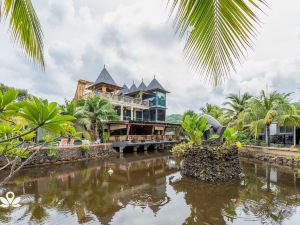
[136,111,142,121]
[279,126,293,133]
[157,109,166,121]
[157,92,166,107]
[150,109,156,121]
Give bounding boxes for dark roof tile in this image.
[95,66,118,86]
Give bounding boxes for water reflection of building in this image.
[5,153,179,225]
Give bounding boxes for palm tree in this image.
[60,100,91,139]
[83,95,118,141]
[200,103,225,124]
[224,92,252,129]
[0,0,44,67]
[169,0,267,85]
[243,90,293,146]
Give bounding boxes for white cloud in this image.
[0,0,300,114]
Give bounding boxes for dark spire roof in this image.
[95,65,118,86]
[138,79,147,91]
[119,84,129,95]
[147,76,168,92]
[129,82,138,92]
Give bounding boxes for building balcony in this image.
[96,92,149,108]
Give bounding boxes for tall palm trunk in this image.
[266,125,271,147]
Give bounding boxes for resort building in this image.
[74,65,180,151]
[259,124,300,146]
[74,65,168,122]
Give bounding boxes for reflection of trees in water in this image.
[170,162,300,225]
[2,159,300,225]
[170,177,240,225]
[239,163,300,225]
[2,156,177,224]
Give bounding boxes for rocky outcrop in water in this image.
[182,143,242,182]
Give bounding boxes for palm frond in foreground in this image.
[169,0,267,85]
[0,0,44,68]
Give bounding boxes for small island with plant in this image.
[172,113,242,182]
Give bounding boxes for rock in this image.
[181,143,242,182]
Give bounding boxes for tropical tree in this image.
[243,90,295,146]
[182,109,196,121]
[60,100,90,139]
[181,114,210,144]
[223,92,252,130]
[83,95,118,141]
[0,89,75,184]
[200,103,225,124]
[0,0,44,67]
[169,0,267,85]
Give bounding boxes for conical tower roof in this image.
[95,65,118,86]
[138,79,147,91]
[147,76,169,93]
[119,84,129,95]
[129,82,138,93]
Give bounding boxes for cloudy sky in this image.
[1,0,300,114]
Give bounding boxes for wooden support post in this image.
[120,105,124,121]
[144,145,148,152]
[131,106,134,120]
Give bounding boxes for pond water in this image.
[1,152,300,225]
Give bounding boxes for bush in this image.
[171,142,192,155]
[181,114,210,145]
[48,146,59,157]
[81,144,89,152]
[222,128,238,146]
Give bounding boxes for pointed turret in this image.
[138,79,147,91]
[147,76,169,93]
[128,82,138,93]
[94,65,118,87]
[119,84,129,95]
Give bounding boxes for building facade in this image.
[74,65,169,122]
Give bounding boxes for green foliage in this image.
[0,89,76,160]
[83,95,119,141]
[182,110,196,121]
[166,114,183,124]
[48,146,59,157]
[0,83,31,101]
[81,144,90,153]
[222,128,238,146]
[181,114,210,145]
[102,132,109,142]
[171,142,192,155]
[169,0,267,85]
[0,0,44,67]
[200,103,226,125]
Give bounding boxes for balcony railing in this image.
[96,92,149,107]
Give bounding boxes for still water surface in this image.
[1,152,300,225]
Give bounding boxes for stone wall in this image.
[182,144,242,182]
[0,143,116,168]
[240,145,300,168]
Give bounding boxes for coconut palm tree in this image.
[0,0,44,67]
[223,92,252,129]
[200,103,225,124]
[60,100,91,139]
[83,95,118,141]
[169,0,267,85]
[243,90,293,146]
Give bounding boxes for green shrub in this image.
[181,114,210,145]
[48,146,59,157]
[81,144,89,152]
[222,127,238,146]
[171,142,192,155]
